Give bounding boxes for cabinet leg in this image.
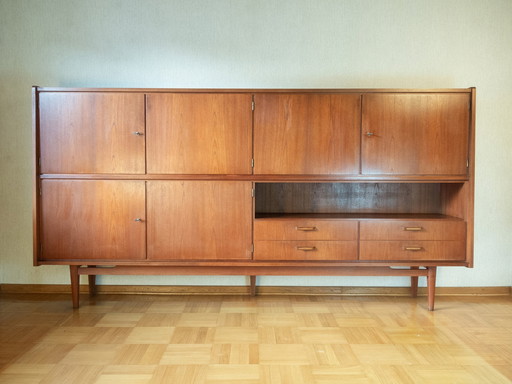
[88,266,97,296]
[250,276,257,296]
[70,265,80,309]
[410,267,419,298]
[427,266,437,311]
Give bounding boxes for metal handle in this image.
[297,246,317,251]
[133,131,144,136]
[404,247,423,251]
[403,227,423,232]
[296,226,317,232]
[134,218,143,222]
[366,132,375,137]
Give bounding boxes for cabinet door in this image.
[254,94,360,175]
[362,93,469,175]
[40,180,146,261]
[146,93,252,174]
[39,92,145,174]
[147,181,253,260]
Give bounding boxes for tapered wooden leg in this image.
[427,266,437,311]
[410,267,419,298]
[70,265,80,309]
[88,266,97,296]
[250,275,256,296]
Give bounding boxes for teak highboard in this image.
[32,87,476,310]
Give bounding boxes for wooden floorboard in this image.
[0,293,511,383]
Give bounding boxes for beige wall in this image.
[1,0,511,287]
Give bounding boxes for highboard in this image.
[32,87,476,310]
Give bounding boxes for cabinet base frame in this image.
[70,265,437,311]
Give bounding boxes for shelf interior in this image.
[255,182,467,220]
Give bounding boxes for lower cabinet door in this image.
[360,241,466,261]
[40,180,146,261]
[254,241,358,261]
[147,181,253,260]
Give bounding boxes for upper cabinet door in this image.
[146,93,253,174]
[362,93,470,175]
[254,94,361,175]
[39,92,145,174]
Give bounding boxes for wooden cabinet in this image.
[33,87,475,310]
[359,241,466,261]
[359,219,466,261]
[40,180,146,261]
[361,93,470,175]
[147,181,253,260]
[359,220,466,241]
[254,94,360,175]
[254,241,358,261]
[254,218,358,261]
[146,93,252,174]
[39,92,145,174]
[254,219,358,241]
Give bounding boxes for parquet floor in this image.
[0,292,511,383]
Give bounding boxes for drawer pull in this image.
[297,246,317,251]
[404,246,423,251]
[296,226,317,232]
[403,227,423,232]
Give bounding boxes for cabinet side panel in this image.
[466,88,476,267]
[147,181,253,260]
[146,93,253,174]
[39,92,145,174]
[33,87,41,265]
[254,94,360,175]
[40,180,146,261]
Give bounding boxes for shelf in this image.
[254,213,464,221]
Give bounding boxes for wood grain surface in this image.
[146,93,252,174]
[0,293,510,383]
[362,93,469,175]
[39,92,145,174]
[254,93,361,175]
[40,180,146,260]
[147,181,253,260]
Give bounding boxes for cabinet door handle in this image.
[297,246,317,251]
[365,132,375,137]
[133,131,144,136]
[134,218,143,222]
[296,226,317,232]
[404,246,423,251]
[403,227,423,231]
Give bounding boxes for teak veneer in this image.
[32,87,476,310]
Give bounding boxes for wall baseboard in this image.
[1,284,510,297]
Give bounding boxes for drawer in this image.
[254,241,358,261]
[360,220,466,241]
[360,241,466,261]
[254,220,357,241]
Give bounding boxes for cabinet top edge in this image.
[32,86,476,94]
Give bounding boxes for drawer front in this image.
[254,220,358,241]
[360,220,466,241]
[254,241,358,261]
[360,241,466,261]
